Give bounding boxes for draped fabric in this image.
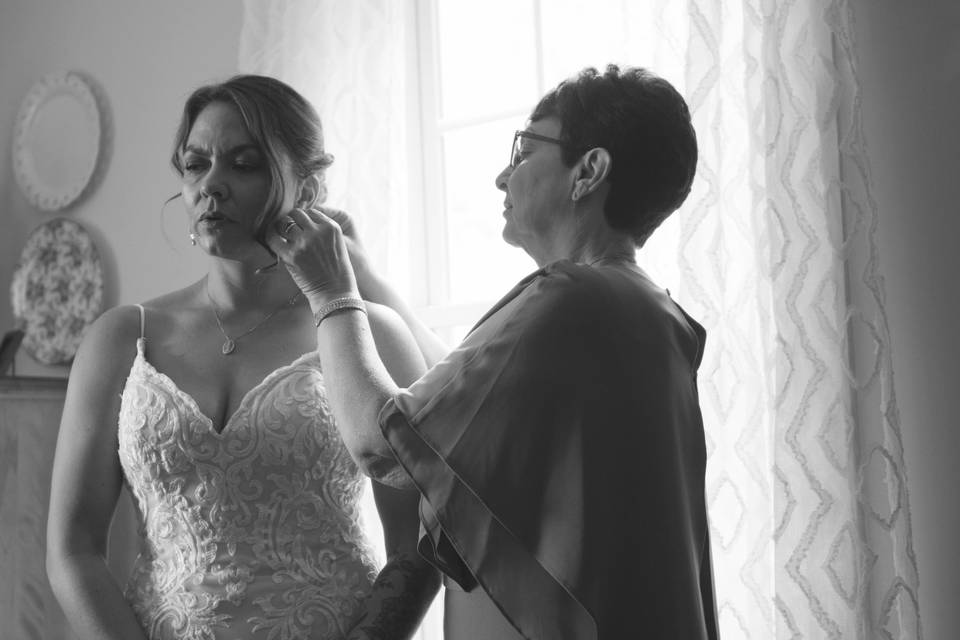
[238,1,921,638]
[380,261,716,639]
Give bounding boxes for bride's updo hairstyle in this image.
[170,74,334,240]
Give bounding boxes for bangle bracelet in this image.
[313,297,367,327]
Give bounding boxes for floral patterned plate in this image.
[10,218,103,364]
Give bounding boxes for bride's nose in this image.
[199,170,228,200]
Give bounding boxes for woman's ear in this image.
[296,174,322,209]
[571,148,612,201]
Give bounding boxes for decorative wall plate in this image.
[10,219,104,365]
[12,72,101,211]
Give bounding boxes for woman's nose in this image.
[494,164,511,192]
[199,175,228,200]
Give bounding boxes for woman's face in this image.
[180,101,295,261]
[495,117,576,265]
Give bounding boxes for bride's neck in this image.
[205,263,301,311]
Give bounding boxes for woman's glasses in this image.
[510,130,573,168]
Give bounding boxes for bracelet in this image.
[313,296,367,327]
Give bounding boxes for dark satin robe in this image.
[379,260,719,639]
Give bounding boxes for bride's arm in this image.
[46,307,150,640]
[347,483,441,640]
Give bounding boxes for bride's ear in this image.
[296,174,322,209]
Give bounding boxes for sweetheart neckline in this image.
[130,339,321,437]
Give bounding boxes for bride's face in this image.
[180,101,294,262]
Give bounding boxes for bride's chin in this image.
[204,243,278,270]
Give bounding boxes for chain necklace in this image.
[206,284,302,355]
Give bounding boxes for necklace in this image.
[206,285,302,355]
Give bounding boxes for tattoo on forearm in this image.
[349,553,439,640]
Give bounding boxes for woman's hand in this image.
[266,207,359,309]
[309,208,450,367]
[315,207,377,296]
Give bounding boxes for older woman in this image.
[270,65,718,639]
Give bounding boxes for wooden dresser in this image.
[0,377,138,640]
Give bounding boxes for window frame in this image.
[408,0,554,344]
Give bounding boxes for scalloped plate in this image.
[10,219,104,364]
[12,72,101,211]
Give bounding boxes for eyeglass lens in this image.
[510,131,521,167]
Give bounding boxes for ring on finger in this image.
[281,219,302,235]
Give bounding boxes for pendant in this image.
[221,338,236,355]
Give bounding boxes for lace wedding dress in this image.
[117,311,378,640]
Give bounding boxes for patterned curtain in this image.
[638,1,922,637]
[238,1,921,638]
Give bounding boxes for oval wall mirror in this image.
[12,72,101,211]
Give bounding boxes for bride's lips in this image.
[198,211,229,224]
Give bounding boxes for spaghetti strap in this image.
[135,304,145,340]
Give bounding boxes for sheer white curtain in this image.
[637,1,921,637]
[238,1,921,638]
[238,0,417,300]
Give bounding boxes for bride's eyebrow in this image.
[183,143,261,156]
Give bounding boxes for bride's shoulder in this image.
[142,281,203,311]
[137,282,206,332]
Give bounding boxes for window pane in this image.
[436,0,539,121]
[442,118,538,305]
[540,0,632,85]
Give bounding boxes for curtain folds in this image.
[238,1,921,638]
[762,3,921,637]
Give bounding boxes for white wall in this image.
[855,1,960,638]
[0,0,243,376]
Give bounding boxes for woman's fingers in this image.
[318,207,356,238]
[284,207,317,231]
[264,206,358,303]
[267,208,326,250]
[264,226,289,254]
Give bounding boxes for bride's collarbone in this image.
[144,322,317,430]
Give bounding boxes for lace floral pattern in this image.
[118,340,379,640]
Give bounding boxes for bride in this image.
[45,74,439,640]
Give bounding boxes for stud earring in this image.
[190,233,197,246]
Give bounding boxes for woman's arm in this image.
[46,307,149,640]
[269,209,419,486]
[345,301,428,489]
[344,304,441,639]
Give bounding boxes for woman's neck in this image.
[566,223,637,267]
[205,260,301,311]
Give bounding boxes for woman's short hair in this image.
[531,65,698,246]
[171,74,334,239]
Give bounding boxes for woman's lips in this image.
[198,212,228,224]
